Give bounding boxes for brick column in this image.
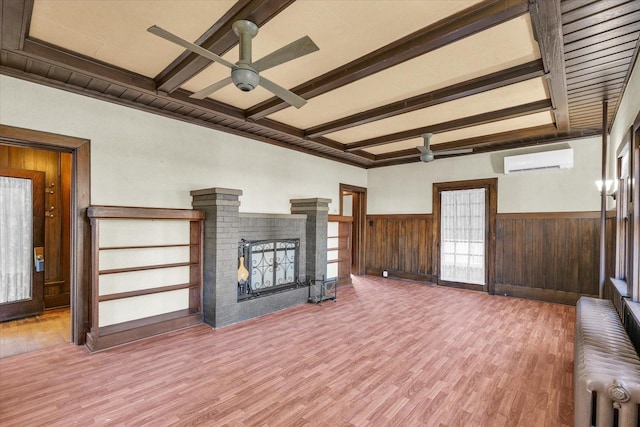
[191,187,242,327]
[290,198,331,281]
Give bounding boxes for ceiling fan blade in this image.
[190,77,233,100]
[434,148,474,156]
[147,25,236,69]
[252,36,319,72]
[259,76,307,109]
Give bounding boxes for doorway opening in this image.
[1,157,70,357]
[433,179,497,293]
[339,184,367,276]
[0,125,90,349]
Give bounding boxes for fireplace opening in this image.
[237,239,304,301]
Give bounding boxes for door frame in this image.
[432,178,497,294]
[339,183,367,276]
[0,125,90,345]
[0,168,45,321]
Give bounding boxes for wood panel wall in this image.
[365,211,612,305]
[0,145,71,308]
[365,214,434,282]
[494,212,600,304]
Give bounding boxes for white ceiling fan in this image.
[417,133,473,163]
[148,20,319,108]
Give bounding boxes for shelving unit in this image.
[86,206,204,351]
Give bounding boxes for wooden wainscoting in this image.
[495,211,600,304]
[0,145,72,308]
[365,214,435,282]
[365,211,608,305]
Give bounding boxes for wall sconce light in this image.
[595,180,616,200]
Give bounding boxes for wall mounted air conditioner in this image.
[503,148,573,174]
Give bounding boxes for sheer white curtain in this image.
[440,188,485,285]
[0,176,33,303]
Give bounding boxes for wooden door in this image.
[0,168,45,321]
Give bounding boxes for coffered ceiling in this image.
[1,0,638,167]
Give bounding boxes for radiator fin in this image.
[574,297,640,427]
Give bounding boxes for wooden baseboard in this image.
[365,268,435,283]
[494,283,595,305]
[438,280,485,292]
[86,310,203,352]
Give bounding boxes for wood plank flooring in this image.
[0,276,574,426]
[0,307,70,359]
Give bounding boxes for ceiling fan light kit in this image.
[147,20,319,109]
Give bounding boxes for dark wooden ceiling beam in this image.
[344,99,553,152]
[372,124,558,162]
[7,36,363,164]
[20,39,158,93]
[155,0,295,94]
[245,0,529,120]
[369,127,601,168]
[304,59,545,138]
[529,0,570,132]
[0,0,33,50]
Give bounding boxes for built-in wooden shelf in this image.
[86,206,204,352]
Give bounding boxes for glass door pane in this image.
[440,188,485,285]
[0,176,33,303]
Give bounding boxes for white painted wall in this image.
[367,136,602,214]
[0,75,366,215]
[609,55,640,179]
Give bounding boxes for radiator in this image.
[574,297,640,427]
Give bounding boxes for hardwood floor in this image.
[0,276,574,426]
[0,307,70,359]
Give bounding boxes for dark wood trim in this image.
[367,214,430,220]
[339,183,367,276]
[304,60,545,138]
[155,0,295,93]
[85,310,202,352]
[328,215,354,223]
[245,0,530,120]
[497,211,602,220]
[495,283,592,305]
[606,18,640,134]
[98,283,199,302]
[529,0,569,131]
[369,127,601,168]
[438,280,485,292]
[21,38,157,93]
[0,0,33,50]
[0,124,91,345]
[99,262,194,276]
[365,268,436,284]
[346,99,553,152]
[432,178,498,294]
[87,205,204,220]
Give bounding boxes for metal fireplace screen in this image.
[238,239,300,299]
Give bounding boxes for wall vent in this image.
[503,148,573,174]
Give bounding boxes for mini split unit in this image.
[503,148,574,174]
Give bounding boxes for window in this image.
[617,122,640,302]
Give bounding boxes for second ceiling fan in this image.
[417,133,472,163]
[148,20,319,109]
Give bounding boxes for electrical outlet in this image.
[382,270,388,278]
